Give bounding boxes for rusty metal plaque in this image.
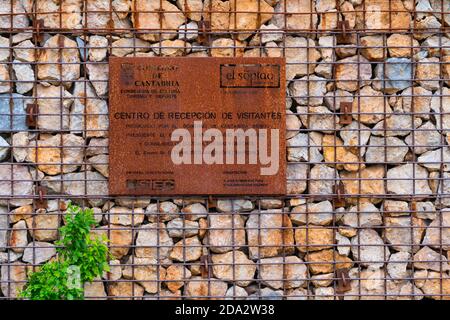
[109,57,286,196]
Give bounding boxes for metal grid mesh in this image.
[0,0,449,300]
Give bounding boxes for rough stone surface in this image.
[295,226,334,253]
[247,211,295,259]
[387,164,432,199]
[135,223,173,260]
[341,166,386,204]
[259,256,307,289]
[351,229,389,268]
[335,56,372,92]
[38,35,80,87]
[212,251,256,286]
[22,242,56,264]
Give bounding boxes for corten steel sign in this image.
[109,57,286,196]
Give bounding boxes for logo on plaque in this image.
[109,57,286,195]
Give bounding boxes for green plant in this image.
[20,203,110,300]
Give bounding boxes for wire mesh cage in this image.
[0,0,449,300]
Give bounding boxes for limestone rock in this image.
[374,58,412,93]
[287,133,323,163]
[0,0,29,29]
[413,246,449,272]
[401,86,432,120]
[339,121,371,157]
[360,35,385,61]
[272,0,318,31]
[247,211,295,259]
[0,93,28,132]
[210,38,246,57]
[37,35,80,87]
[202,0,231,31]
[36,0,82,29]
[167,218,199,238]
[295,226,334,252]
[0,165,33,207]
[419,271,450,300]
[386,164,432,199]
[0,262,27,298]
[151,40,191,56]
[290,201,333,226]
[88,36,108,61]
[71,79,109,137]
[42,171,108,207]
[84,280,107,300]
[102,260,122,281]
[297,106,340,134]
[341,165,385,204]
[422,210,450,251]
[13,40,35,63]
[111,37,150,57]
[365,136,409,163]
[351,229,388,268]
[181,203,208,221]
[384,216,425,252]
[146,201,179,222]
[306,249,353,274]
[132,0,185,42]
[35,84,73,131]
[284,37,321,80]
[354,86,391,124]
[323,134,362,171]
[287,163,308,194]
[27,134,84,175]
[177,0,203,21]
[388,34,419,57]
[431,88,450,132]
[336,233,351,256]
[415,57,440,91]
[309,164,339,196]
[135,223,173,260]
[123,257,165,294]
[0,135,9,161]
[206,214,246,253]
[212,251,256,286]
[290,75,327,106]
[88,154,109,177]
[0,64,11,93]
[108,206,144,226]
[178,22,199,41]
[405,121,441,155]
[362,0,411,30]
[25,212,60,242]
[86,63,109,96]
[184,277,228,300]
[22,241,56,264]
[259,256,307,289]
[372,114,422,137]
[225,286,248,299]
[217,199,253,212]
[387,251,411,279]
[165,264,191,293]
[286,110,301,139]
[343,202,382,227]
[94,224,132,259]
[12,61,33,94]
[230,0,274,41]
[335,56,372,92]
[170,236,203,262]
[107,281,144,300]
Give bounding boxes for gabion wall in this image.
[0,0,450,300]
